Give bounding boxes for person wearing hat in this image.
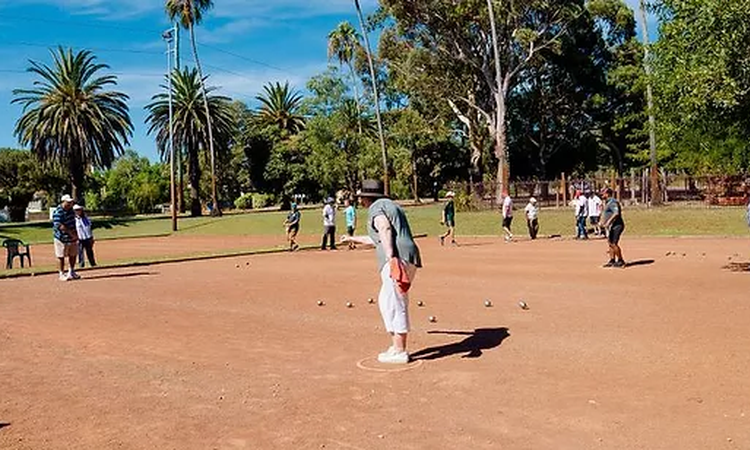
[439,191,457,246]
[74,204,96,268]
[524,197,540,240]
[52,195,79,281]
[574,190,589,240]
[587,190,604,236]
[601,187,626,268]
[342,180,423,364]
[284,203,301,251]
[321,197,337,251]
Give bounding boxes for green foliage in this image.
[234,193,254,210]
[255,82,306,135]
[12,47,133,199]
[453,190,483,212]
[252,193,272,209]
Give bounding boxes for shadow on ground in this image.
[411,327,510,361]
[626,259,656,268]
[724,262,750,272]
[0,423,10,430]
[82,271,157,281]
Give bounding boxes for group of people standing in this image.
[283,196,359,252]
[573,190,605,240]
[51,194,97,281]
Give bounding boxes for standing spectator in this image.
[52,195,79,281]
[321,197,337,250]
[344,198,357,250]
[439,191,457,246]
[525,197,539,240]
[73,205,96,268]
[588,191,603,236]
[341,179,422,364]
[283,203,301,251]
[575,191,589,239]
[601,187,626,267]
[502,191,514,242]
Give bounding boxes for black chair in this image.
[3,239,32,269]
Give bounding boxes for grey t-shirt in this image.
[367,198,422,269]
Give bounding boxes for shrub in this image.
[234,193,254,210]
[252,193,273,209]
[454,190,483,212]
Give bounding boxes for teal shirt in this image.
[444,200,455,223]
[345,205,356,228]
[367,198,422,269]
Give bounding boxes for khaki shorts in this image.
[54,239,77,259]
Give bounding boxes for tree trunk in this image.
[411,153,419,203]
[188,148,202,217]
[639,0,661,206]
[487,0,509,204]
[189,24,221,216]
[347,60,363,134]
[354,0,389,196]
[178,147,185,213]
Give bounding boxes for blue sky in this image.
[0,0,651,162]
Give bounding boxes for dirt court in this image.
[1,236,749,449]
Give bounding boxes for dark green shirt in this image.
[367,198,422,269]
[602,198,624,227]
[444,200,455,223]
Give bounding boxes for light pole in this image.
[163,27,178,232]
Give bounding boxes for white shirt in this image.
[323,204,336,227]
[75,215,93,240]
[575,196,588,217]
[588,195,603,218]
[502,196,513,218]
[525,203,538,220]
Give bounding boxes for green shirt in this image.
[367,198,422,269]
[444,200,455,223]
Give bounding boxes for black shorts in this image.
[502,217,513,229]
[608,223,624,245]
[347,226,355,237]
[287,225,299,238]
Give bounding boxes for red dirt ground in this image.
[1,237,749,449]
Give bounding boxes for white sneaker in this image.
[378,346,396,360]
[378,350,410,364]
[59,273,69,282]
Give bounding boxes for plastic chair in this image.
[3,239,32,269]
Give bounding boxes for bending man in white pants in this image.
[342,179,423,364]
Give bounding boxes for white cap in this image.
[73,204,83,210]
[529,197,537,203]
[446,191,455,198]
[61,194,74,203]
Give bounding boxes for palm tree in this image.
[328,21,363,133]
[255,82,306,135]
[354,0,389,195]
[13,47,132,200]
[165,0,222,215]
[145,68,234,217]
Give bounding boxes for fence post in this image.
[561,172,567,206]
[630,169,636,204]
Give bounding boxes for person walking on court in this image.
[502,191,514,242]
[344,198,357,250]
[440,191,457,246]
[575,190,589,239]
[524,197,539,240]
[342,179,422,364]
[321,197,337,250]
[284,203,301,251]
[73,205,96,268]
[588,191,603,236]
[52,195,79,281]
[601,187,626,268]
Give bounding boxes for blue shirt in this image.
[345,205,356,227]
[53,205,76,243]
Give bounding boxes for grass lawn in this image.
[2,203,747,246]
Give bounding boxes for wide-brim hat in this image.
[73,204,83,210]
[446,191,455,198]
[357,179,386,198]
[529,197,537,203]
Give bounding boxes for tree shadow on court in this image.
[724,262,750,272]
[81,271,157,281]
[625,259,656,268]
[410,327,510,361]
[0,422,10,430]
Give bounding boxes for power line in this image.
[198,42,290,74]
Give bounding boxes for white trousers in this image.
[378,261,417,334]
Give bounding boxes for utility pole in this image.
[639,0,661,205]
[163,28,178,232]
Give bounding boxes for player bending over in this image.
[342,180,422,364]
[601,187,626,268]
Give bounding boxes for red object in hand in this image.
[389,258,411,294]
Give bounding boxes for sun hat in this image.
[61,194,74,203]
[529,197,537,203]
[73,204,83,210]
[357,179,386,198]
[446,191,455,198]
